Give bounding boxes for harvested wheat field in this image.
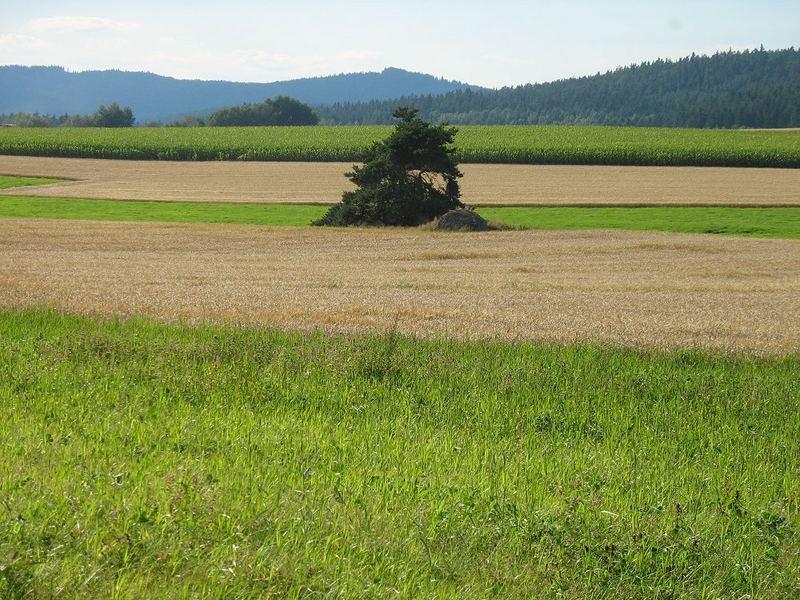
[2,155,800,206]
[1,219,798,353]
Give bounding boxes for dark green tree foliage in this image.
[316,48,800,128]
[315,108,463,227]
[93,103,135,127]
[208,96,319,126]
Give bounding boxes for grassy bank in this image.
[0,308,798,598]
[2,124,799,167]
[2,195,800,239]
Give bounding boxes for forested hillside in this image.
[317,48,800,128]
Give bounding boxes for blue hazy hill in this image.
[0,65,479,121]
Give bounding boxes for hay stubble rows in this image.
[2,219,798,353]
[2,155,800,206]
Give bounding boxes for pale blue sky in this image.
[1,1,797,87]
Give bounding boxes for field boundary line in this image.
[2,193,800,210]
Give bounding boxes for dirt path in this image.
[2,219,798,353]
[2,155,799,206]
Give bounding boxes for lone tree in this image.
[315,108,463,226]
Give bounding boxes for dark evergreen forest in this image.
[316,48,800,128]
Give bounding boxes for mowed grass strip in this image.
[0,195,327,226]
[1,124,799,167]
[0,308,797,598]
[0,174,64,189]
[481,206,800,239]
[2,194,800,238]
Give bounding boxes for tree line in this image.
[315,48,800,128]
[2,97,319,128]
[1,103,135,128]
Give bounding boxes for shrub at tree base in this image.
[315,108,463,227]
[434,208,491,231]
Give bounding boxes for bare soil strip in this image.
[1,156,799,206]
[1,219,798,353]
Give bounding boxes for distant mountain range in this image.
[0,66,479,122]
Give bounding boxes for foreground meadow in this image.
[1,308,798,598]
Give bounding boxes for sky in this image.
[1,0,798,88]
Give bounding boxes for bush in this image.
[93,103,135,127]
[208,96,319,126]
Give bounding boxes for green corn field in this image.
[1,125,799,167]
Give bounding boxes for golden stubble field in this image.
[2,155,800,205]
[2,219,798,353]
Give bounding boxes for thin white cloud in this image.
[217,49,379,73]
[0,33,47,52]
[480,54,536,66]
[140,46,381,82]
[28,16,138,34]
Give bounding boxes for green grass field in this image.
[0,175,63,189]
[3,194,800,239]
[2,125,799,167]
[0,308,797,598]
